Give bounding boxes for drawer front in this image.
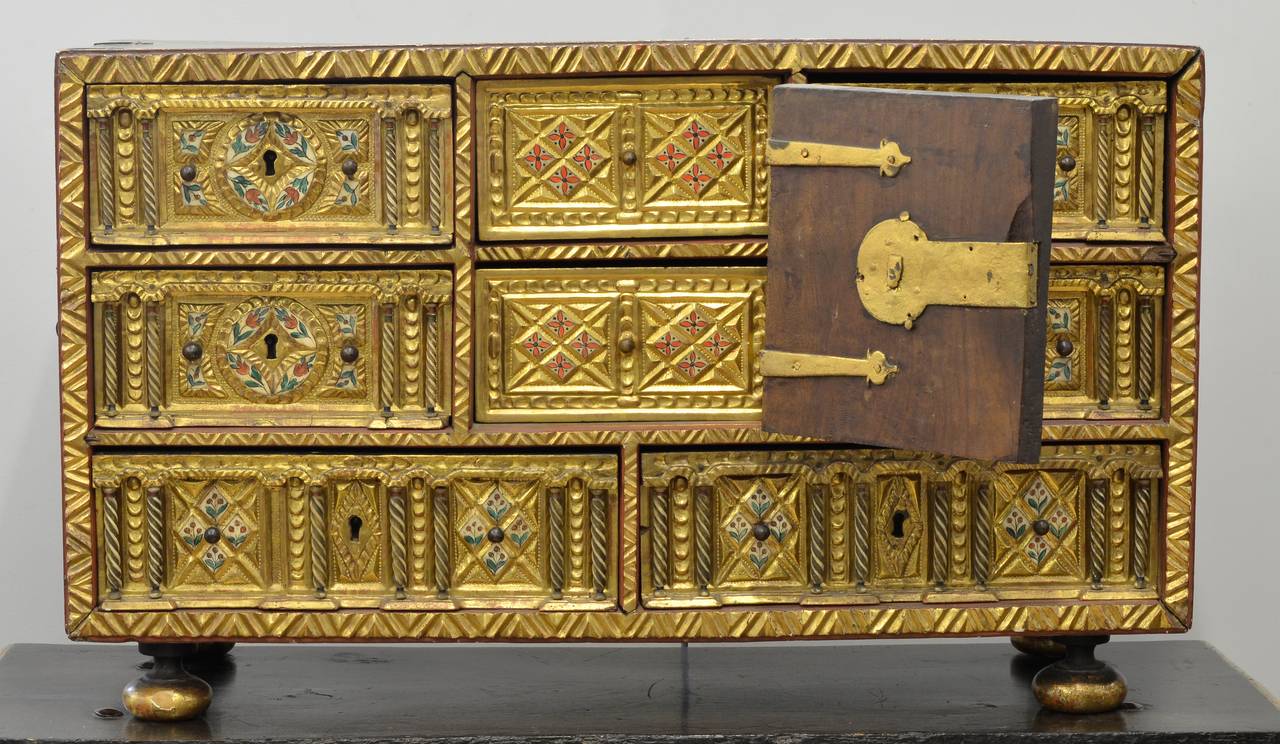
[87,84,452,245]
[842,81,1166,241]
[641,445,1161,607]
[93,453,618,609]
[477,267,765,422]
[1044,265,1164,419]
[478,76,771,241]
[91,270,451,428]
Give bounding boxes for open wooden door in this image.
[762,84,1057,462]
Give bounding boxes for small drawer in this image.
[93,452,618,610]
[839,81,1167,241]
[477,76,772,241]
[86,84,452,245]
[1044,265,1164,419]
[476,266,765,422]
[641,445,1161,608]
[91,270,452,429]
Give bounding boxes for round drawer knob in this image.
[341,157,358,178]
[181,341,203,361]
[180,164,197,182]
[203,526,221,544]
[340,343,359,363]
[1058,154,1077,172]
[487,526,505,543]
[751,522,771,542]
[1055,337,1074,357]
[621,149,637,166]
[1032,519,1051,537]
[617,335,636,354]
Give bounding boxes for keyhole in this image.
[891,510,909,539]
[263,333,279,359]
[262,149,278,176]
[348,515,363,541]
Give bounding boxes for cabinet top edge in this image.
[54,40,1202,84]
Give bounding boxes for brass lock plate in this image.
[856,212,1039,329]
[766,138,911,176]
[759,349,897,385]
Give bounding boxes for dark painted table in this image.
[0,641,1275,743]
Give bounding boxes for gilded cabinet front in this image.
[477,267,766,422]
[91,270,452,429]
[1044,265,1164,418]
[93,453,618,611]
[478,76,772,240]
[87,84,453,245]
[641,446,1162,608]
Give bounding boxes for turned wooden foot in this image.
[1011,635,1067,658]
[122,643,212,722]
[1032,635,1127,714]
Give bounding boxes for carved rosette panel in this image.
[86,84,452,245]
[843,81,1166,241]
[478,77,771,240]
[477,267,765,422]
[641,445,1162,607]
[1044,265,1164,418]
[92,453,617,610]
[91,270,452,429]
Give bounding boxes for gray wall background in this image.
[3,0,1275,699]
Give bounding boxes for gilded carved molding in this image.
[86,84,453,246]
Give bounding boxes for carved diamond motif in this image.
[717,478,804,582]
[456,485,538,580]
[1002,475,1076,569]
[173,482,258,581]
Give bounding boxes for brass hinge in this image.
[857,212,1039,329]
[767,138,910,176]
[760,350,898,385]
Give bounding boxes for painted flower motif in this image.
[570,331,602,359]
[244,123,264,144]
[544,310,576,338]
[678,310,709,337]
[682,120,712,148]
[179,130,206,155]
[548,165,580,196]
[524,144,554,173]
[243,187,268,211]
[572,144,602,172]
[521,332,552,358]
[653,331,683,357]
[282,130,300,146]
[705,142,736,170]
[336,129,360,152]
[681,164,712,194]
[544,351,576,380]
[655,143,687,172]
[676,351,709,379]
[701,331,735,358]
[547,122,576,151]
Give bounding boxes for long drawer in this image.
[93,453,618,610]
[86,84,453,245]
[477,76,772,241]
[641,445,1161,607]
[91,270,452,429]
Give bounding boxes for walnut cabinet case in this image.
[54,39,1203,719]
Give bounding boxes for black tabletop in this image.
[0,640,1275,743]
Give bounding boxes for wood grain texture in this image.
[763,85,1056,462]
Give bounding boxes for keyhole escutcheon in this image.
[348,515,363,541]
[263,333,279,359]
[891,510,909,539]
[262,149,278,176]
